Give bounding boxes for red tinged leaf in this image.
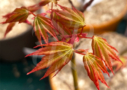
[33,14,58,44]
[26,42,74,79]
[92,36,122,74]
[83,53,109,90]
[51,12,72,36]
[2,7,30,24]
[52,5,85,29]
[4,22,16,38]
[52,18,71,36]
[112,56,127,72]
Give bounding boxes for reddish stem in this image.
[68,0,75,8]
[29,11,36,17]
[81,0,94,12]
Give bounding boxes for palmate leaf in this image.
[33,14,58,44]
[2,7,30,24]
[112,56,127,72]
[1,7,30,37]
[26,41,74,79]
[83,53,109,90]
[51,11,87,43]
[52,5,85,29]
[92,36,122,74]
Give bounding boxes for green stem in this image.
[71,53,80,90]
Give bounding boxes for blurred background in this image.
[0,0,127,90]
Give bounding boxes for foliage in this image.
[83,53,109,90]
[1,0,123,90]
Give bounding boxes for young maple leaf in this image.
[2,7,30,24]
[83,53,109,90]
[26,41,74,79]
[112,56,127,72]
[52,5,85,29]
[33,14,58,44]
[1,7,30,37]
[92,36,122,74]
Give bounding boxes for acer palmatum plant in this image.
[1,0,124,90]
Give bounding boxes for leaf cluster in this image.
[1,1,124,90]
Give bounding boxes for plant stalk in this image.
[68,0,75,8]
[71,53,80,90]
[81,0,94,12]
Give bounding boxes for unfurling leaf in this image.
[112,56,127,72]
[92,36,122,74]
[52,5,85,29]
[33,14,58,44]
[83,53,109,90]
[2,7,30,24]
[26,41,74,79]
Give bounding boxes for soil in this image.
[0,0,40,39]
[84,0,127,25]
[51,32,127,90]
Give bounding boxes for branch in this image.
[81,0,94,12]
[68,0,75,8]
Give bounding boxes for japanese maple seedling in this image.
[1,0,123,90]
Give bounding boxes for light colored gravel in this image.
[84,0,127,25]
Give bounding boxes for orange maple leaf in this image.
[92,36,122,74]
[26,41,74,80]
[1,7,30,37]
[52,5,85,29]
[83,53,109,90]
[2,7,30,24]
